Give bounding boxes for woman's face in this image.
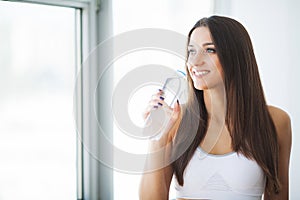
[187,27,224,90]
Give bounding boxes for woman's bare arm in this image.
[139,93,181,200]
[265,106,292,200]
[139,153,174,200]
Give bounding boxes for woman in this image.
[139,16,292,200]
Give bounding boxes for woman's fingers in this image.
[142,90,182,142]
[143,90,169,120]
[171,100,181,120]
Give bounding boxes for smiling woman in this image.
[0,1,78,199]
[139,16,292,200]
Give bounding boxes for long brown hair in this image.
[171,16,280,194]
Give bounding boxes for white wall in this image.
[215,0,300,199]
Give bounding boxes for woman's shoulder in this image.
[267,105,292,144]
[267,105,291,127]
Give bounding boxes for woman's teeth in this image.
[193,70,210,76]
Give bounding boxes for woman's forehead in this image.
[189,27,213,47]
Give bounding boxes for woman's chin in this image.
[193,83,208,90]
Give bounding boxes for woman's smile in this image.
[191,68,211,77]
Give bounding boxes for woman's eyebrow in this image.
[188,42,214,48]
[203,42,214,46]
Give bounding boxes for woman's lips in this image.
[192,69,210,77]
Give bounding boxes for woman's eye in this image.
[205,48,216,53]
[188,49,196,55]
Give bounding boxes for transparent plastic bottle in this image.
[143,70,187,139]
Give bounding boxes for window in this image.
[0,1,79,199]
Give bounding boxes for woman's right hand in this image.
[142,89,181,142]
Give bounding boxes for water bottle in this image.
[143,70,187,140]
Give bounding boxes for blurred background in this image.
[0,0,299,199]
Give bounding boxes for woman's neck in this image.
[203,86,227,124]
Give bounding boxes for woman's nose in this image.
[188,52,205,67]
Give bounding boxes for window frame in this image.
[1,0,102,199]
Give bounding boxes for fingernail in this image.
[177,99,179,104]
[159,96,165,100]
[158,89,162,91]
[158,102,163,106]
[153,105,158,108]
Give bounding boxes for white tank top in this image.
[175,147,266,200]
